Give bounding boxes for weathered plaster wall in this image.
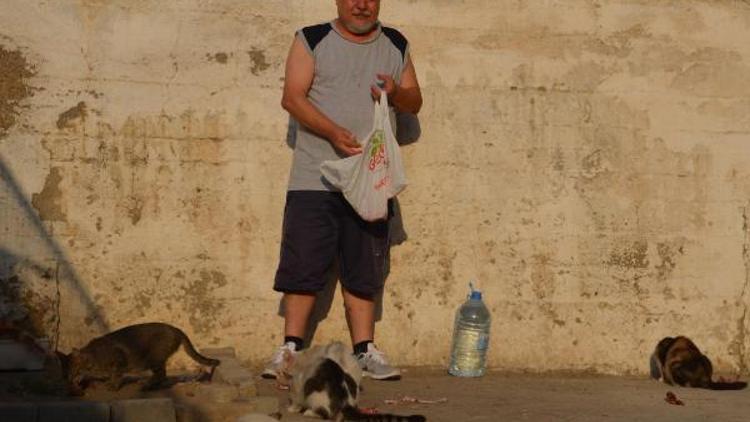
[1,0,750,374]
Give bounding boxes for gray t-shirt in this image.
[287,21,409,191]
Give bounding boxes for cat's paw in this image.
[302,408,318,418]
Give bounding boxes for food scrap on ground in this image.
[384,395,448,405]
[664,391,684,406]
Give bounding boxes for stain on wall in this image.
[607,241,649,270]
[207,52,228,64]
[248,47,270,75]
[31,167,66,222]
[0,266,59,339]
[179,269,228,336]
[56,101,87,129]
[0,44,35,136]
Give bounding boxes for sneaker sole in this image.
[363,370,401,381]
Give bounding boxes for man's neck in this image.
[334,18,379,43]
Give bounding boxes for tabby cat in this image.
[58,322,220,395]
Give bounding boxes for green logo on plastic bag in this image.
[368,130,386,170]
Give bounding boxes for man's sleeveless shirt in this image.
[287,22,409,191]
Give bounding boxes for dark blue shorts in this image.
[273,191,390,297]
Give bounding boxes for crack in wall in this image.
[53,261,61,352]
[736,204,750,373]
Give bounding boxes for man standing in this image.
[262,0,422,380]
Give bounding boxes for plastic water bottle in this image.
[448,283,491,377]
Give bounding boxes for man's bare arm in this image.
[281,37,362,156]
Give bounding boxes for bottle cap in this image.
[469,281,482,300]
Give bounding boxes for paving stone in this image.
[37,401,110,422]
[0,339,47,370]
[236,380,258,399]
[248,396,279,415]
[235,413,279,422]
[200,347,236,359]
[195,383,238,403]
[111,398,175,422]
[213,357,254,386]
[0,402,37,422]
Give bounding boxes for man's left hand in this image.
[371,74,398,102]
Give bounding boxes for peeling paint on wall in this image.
[180,269,228,335]
[0,44,35,136]
[31,167,66,222]
[730,204,750,372]
[655,240,684,281]
[530,253,556,300]
[207,52,228,64]
[607,241,649,269]
[248,47,270,75]
[125,195,144,225]
[0,270,57,338]
[56,101,87,129]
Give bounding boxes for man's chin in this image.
[345,20,378,35]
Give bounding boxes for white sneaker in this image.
[261,341,297,379]
[356,343,401,380]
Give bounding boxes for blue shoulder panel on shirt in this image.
[301,23,333,52]
[382,26,408,61]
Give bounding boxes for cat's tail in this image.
[708,381,748,390]
[342,406,426,422]
[178,331,221,368]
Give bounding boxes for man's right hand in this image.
[329,126,362,156]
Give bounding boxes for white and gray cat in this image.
[283,342,425,421]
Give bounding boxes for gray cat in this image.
[58,322,220,395]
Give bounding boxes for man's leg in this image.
[274,191,339,343]
[344,288,400,380]
[283,292,317,339]
[262,292,317,379]
[338,197,399,380]
[264,191,339,378]
[342,288,375,346]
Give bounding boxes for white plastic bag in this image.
[320,91,407,221]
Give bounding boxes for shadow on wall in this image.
[278,112,420,345]
[0,158,109,347]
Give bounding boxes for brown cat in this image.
[58,322,220,395]
[649,336,746,390]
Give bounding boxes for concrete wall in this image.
[1,0,750,374]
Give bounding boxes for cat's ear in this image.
[282,349,295,367]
